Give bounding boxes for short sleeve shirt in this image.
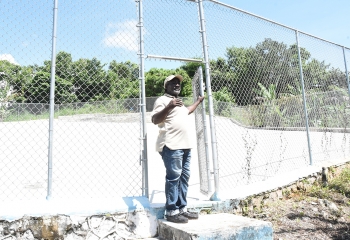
[151,94,192,152]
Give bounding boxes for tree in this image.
[109,60,138,81]
[107,60,139,99]
[56,51,73,82]
[72,58,108,102]
[215,46,258,105]
[213,38,314,105]
[179,61,205,81]
[212,87,235,102]
[145,68,192,97]
[0,60,33,102]
[326,67,347,90]
[303,60,348,92]
[253,83,277,102]
[25,72,77,104]
[107,70,139,99]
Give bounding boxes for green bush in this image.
[25,72,77,104]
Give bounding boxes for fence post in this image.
[342,47,350,96]
[197,0,220,201]
[198,66,212,194]
[295,30,313,166]
[137,0,148,198]
[47,0,59,200]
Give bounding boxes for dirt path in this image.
[259,196,350,239]
[247,166,350,240]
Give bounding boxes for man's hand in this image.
[168,98,183,108]
[152,98,183,124]
[197,96,205,103]
[187,95,205,114]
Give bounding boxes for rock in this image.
[127,211,158,238]
[69,216,87,226]
[269,192,279,201]
[321,211,328,218]
[297,181,305,191]
[65,232,85,240]
[318,199,326,207]
[328,203,339,212]
[276,190,283,200]
[80,221,90,231]
[308,177,316,185]
[322,167,328,187]
[89,216,104,229]
[321,199,339,213]
[290,185,298,193]
[252,196,263,210]
[21,230,35,239]
[0,210,161,239]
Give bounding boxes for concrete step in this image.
[158,213,273,240]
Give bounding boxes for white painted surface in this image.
[1,113,349,221]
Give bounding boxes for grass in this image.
[4,111,50,121]
[328,167,350,197]
[2,100,131,122]
[306,164,350,200]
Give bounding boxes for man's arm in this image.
[152,98,183,124]
[187,96,205,114]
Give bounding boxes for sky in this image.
[0,0,349,70]
[219,0,350,47]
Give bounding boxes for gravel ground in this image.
[247,167,350,240]
[259,195,350,240]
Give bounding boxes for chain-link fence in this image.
[298,33,350,165]
[192,67,211,195]
[143,0,202,64]
[1,0,350,201]
[0,0,144,200]
[1,1,54,201]
[202,1,350,191]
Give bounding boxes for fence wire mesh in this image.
[202,1,350,190]
[0,1,54,200]
[142,0,203,71]
[52,0,143,199]
[1,0,350,201]
[0,0,143,200]
[192,68,211,195]
[346,48,350,93]
[298,33,350,165]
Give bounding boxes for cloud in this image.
[0,54,18,65]
[102,20,139,52]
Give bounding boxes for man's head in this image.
[164,74,183,97]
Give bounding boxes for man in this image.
[151,74,204,223]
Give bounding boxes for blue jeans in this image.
[159,145,191,214]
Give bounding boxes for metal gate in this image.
[192,67,211,195]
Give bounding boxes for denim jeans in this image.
[159,145,191,215]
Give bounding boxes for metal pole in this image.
[198,66,212,194]
[47,0,59,200]
[197,0,220,201]
[295,30,313,166]
[137,0,148,198]
[342,47,350,96]
[146,55,203,63]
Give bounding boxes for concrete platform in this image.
[158,213,273,240]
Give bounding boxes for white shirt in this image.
[151,94,193,152]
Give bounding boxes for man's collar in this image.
[164,93,176,98]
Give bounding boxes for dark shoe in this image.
[181,211,199,219]
[166,214,188,223]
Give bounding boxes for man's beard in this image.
[168,88,181,96]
